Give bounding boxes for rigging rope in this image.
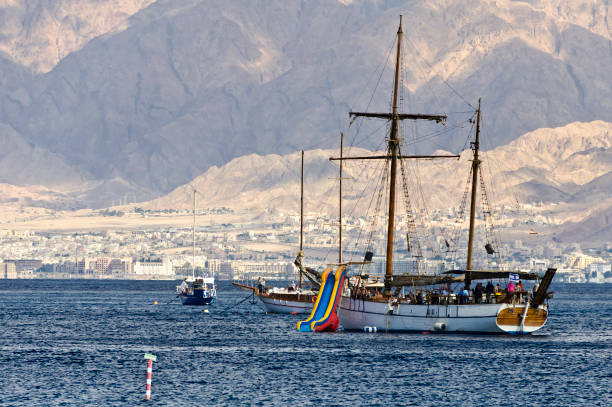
[398,154,424,271]
[447,166,473,266]
[479,169,504,267]
[360,157,390,275]
[402,35,476,111]
[347,36,398,150]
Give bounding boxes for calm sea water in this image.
[0,280,610,406]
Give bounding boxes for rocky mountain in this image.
[0,0,156,73]
[0,0,611,207]
[145,120,612,243]
[558,204,612,244]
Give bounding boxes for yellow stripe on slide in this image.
[297,267,332,330]
[310,265,345,330]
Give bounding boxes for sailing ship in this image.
[334,16,555,334]
[176,189,217,306]
[233,151,321,313]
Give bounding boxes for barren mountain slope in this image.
[0,0,610,207]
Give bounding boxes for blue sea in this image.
[0,280,610,406]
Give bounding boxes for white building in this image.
[556,268,587,283]
[230,260,295,281]
[133,257,174,278]
[586,263,612,283]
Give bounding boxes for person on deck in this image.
[179,278,189,294]
[474,283,483,304]
[459,288,469,304]
[359,286,367,299]
[507,281,517,304]
[485,281,494,304]
[517,280,525,303]
[387,296,398,314]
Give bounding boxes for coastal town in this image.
[1,205,610,283]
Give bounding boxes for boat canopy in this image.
[444,269,540,280]
[386,274,464,287]
[186,276,215,285]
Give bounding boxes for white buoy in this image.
[433,321,447,331]
[204,309,209,313]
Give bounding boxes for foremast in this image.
[465,99,482,289]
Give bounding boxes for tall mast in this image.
[339,133,344,264]
[465,98,482,289]
[299,150,304,289]
[384,15,403,291]
[332,16,449,293]
[192,188,196,280]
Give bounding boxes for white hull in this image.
[338,296,547,334]
[259,295,314,314]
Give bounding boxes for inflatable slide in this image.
[297,266,347,332]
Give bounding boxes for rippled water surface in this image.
[1,280,610,406]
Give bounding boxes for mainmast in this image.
[384,15,403,287]
[299,150,304,289]
[465,98,482,289]
[330,16,450,296]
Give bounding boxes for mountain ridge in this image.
[146,120,611,216]
[0,0,610,206]
[1,119,610,243]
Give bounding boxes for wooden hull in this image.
[495,303,548,334]
[259,293,314,314]
[338,296,548,334]
[235,282,317,314]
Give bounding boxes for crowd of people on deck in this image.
[286,281,302,294]
[256,277,304,295]
[353,279,539,306]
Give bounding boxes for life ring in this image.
[311,296,316,303]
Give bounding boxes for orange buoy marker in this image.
[143,353,157,400]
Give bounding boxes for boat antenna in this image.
[465,98,482,289]
[192,187,196,280]
[339,133,344,264]
[299,150,304,289]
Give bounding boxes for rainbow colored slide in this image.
[297,266,347,332]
